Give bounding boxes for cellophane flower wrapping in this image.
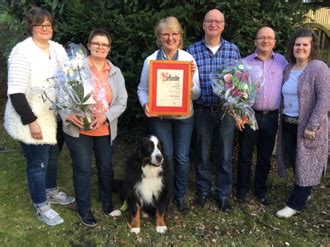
[210,60,263,130]
[43,42,107,130]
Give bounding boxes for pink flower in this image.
[232,88,241,96]
[241,72,249,82]
[225,82,233,88]
[223,73,233,82]
[235,71,242,78]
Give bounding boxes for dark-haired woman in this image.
[62,28,127,227]
[4,7,74,226]
[276,28,329,218]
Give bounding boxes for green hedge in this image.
[0,0,312,125]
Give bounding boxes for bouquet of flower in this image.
[43,42,98,130]
[210,60,263,130]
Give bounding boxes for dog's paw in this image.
[130,227,141,234]
[109,209,122,217]
[156,225,167,234]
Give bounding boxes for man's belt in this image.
[254,109,278,116]
[195,104,223,112]
[283,114,299,124]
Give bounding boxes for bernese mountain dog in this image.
[115,135,173,234]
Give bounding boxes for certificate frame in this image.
[148,60,191,116]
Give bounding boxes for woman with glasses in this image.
[4,7,74,226]
[62,28,127,227]
[276,28,329,218]
[137,17,201,212]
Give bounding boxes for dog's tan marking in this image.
[155,211,165,227]
[129,206,141,229]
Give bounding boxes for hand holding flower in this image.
[66,114,84,129]
[210,60,263,130]
[90,113,107,130]
[235,118,245,131]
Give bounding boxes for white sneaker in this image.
[276,206,299,218]
[37,208,64,226]
[47,190,75,205]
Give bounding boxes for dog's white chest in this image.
[135,166,163,204]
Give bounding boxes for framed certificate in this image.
[149,60,191,116]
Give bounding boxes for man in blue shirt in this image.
[187,9,240,213]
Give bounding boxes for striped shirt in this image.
[187,38,240,106]
[7,37,67,95]
[244,52,288,111]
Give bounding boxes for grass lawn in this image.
[0,95,328,246]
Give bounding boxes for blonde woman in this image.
[137,17,201,212]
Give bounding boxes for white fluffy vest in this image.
[4,39,60,145]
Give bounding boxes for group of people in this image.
[4,6,329,228]
[4,7,127,227]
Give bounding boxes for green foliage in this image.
[0,0,313,125]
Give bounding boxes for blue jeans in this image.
[287,183,312,211]
[194,108,235,200]
[236,110,278,197]
[282,120,312,211]
[46,121,65,191]
[64,133,113,214]
[149,116,194,201]
[282,120,298,169]
[20,143,57,206]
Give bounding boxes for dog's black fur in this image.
[122,135,173,233]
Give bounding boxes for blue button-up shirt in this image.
[187,38,240,106]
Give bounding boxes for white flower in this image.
[63,66,74,77]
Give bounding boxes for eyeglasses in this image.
[204,19,224,25]
[90,42,110,48]
[255,37,275,41]
[33,24,52,30]
[160,32,180,39]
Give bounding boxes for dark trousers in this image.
[64,133,113,214]
[236,110,278,197]
[282,120,312,211]
[287,183,312,211]
[194,108,236,200]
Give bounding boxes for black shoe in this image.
[236,191,247,202]
[176,199,189,212]
[77,211,97,227]
[256,194,271,206]
[194,194,208,207]
[101,202,113,217]
[216,199,232,213]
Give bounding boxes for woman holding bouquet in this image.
[276,28,329,218]
[4,7,74,226]
[62,28,127,227]
[137,17,201,212]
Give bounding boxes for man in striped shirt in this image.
[236,27,288,205]
[187,9,240,213]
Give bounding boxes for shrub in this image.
[0,0,311,125]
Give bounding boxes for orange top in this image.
[80,58,112,136]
